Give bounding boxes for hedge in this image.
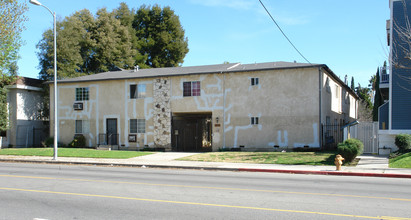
[395,134,411,151]
[337,138,364,163]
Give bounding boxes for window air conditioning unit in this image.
[73,103,83,110]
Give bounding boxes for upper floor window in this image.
[183,81,201,97]
[335,85,340,99]
[76,87,89,101]
[251,117,259,125]
[251,78,259,86]
[325,78,331,93]
[130,84,146,99]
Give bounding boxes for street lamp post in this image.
[29,0,58,160]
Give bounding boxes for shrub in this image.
[69,135,86,148]
[337,138,364,162]
[41,137,66,148]
[395,134,411,151]
[344,138,364,155]
[42,137,54,148]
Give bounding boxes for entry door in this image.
[183,120,199,151]
[106,119,118,145]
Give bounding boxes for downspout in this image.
[319,67,323,149]
[222,71,226,149]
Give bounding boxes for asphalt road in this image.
[0,162,410,220]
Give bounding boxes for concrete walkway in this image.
[0,153,410,178]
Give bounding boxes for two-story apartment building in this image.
[379,0,411,151]
[50,61,358,152]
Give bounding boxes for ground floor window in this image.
[130,119,145,133]
[75,120,89,134]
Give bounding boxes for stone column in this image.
[153,78,171,150]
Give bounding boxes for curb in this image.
[1,159,411,179]
[0,159,239,172]
[238,168,411,179]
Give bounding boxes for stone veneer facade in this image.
[153,78,171,150]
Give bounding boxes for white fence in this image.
[349,122,379,154]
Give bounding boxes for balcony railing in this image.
[380,67,389,84]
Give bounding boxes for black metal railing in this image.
[321,124,343,150]
[98,133,119,146]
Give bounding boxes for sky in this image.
[17,0,390,87]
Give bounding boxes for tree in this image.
[356,84,373,121]
[94,8,137,73]
[0,0,27,75]
[37,8,139,80]
[350,77,355,91]
[133,5,189,68]
[0,0,27,131]
[373,67,383,121]
[36,3,188,80]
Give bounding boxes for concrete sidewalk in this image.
[0,153,410,178]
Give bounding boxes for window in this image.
[183,81,201,97]
[251,78,259,86]
[75,120,89,134]
[75,120,83,134]
[335,85,340,98]
[76,87,89,101]
[130,119,145,133]
[325,78,331,93]
[251,117,259,125]
[130,84,146,99]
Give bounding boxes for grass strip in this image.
[178,152,338,166]
[389,152,411,168]
[0,148,152,159]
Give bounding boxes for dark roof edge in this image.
[47,70,228,84]
[49,64,325,84]
[320,65,359,99]
[225,64,324,73]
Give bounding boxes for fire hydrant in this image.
[334,154,344,171]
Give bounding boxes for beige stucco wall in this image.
[52,79,156,148]
[52,66,357,151]
[321,71,357,125]
[221,68,320,150]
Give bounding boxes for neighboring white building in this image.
[2,77,48,148]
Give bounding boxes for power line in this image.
[258,0,311,64]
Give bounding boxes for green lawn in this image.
[389,152,411,168]
[0,148,152,159]
[179,152,338,166]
